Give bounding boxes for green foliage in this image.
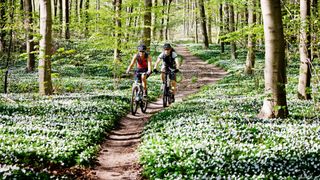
[139,44,320,179]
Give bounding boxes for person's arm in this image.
[147,55,152,74]
[126,54,137,73]
[175,57,180,70]
[153,57,161,70]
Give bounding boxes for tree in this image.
[0,0,6,52]
[39,0,53,95]
[245,0,256,74]
[114,0,122,62]
[298,0,312,100]
[229,3,237,59]
[219,4,224,53]
[65,0,70,39]
[159,0,166,41]
[24,0,36,72]
[165,0,173,40]
[198,0,209,48]
[144,0,152,48]
[258,0,288,119]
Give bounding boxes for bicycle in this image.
[154,67,177,107]
[130,72,148,115]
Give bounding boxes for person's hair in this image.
[138,44,147,52]
[163,43,172,49]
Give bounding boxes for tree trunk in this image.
[245,0,256,74]
[24,0,36,72]
[165,0,173,41]
[4,0,14,94]
[194,1,198,43]
[65,0,70,39]
[152,0,157,41]
[298,0,312,100]
[95,0,100,32]
[311,0,318,59]
[198,0,209,48]
[84,0,89,37]
[207,10,212,44]
[144,0,152,48]
[59,0,63,37]
[159,0,166,41]
[229,3,237,59]
[39,0,53,95]
[258,0,288,119]
[54,0,58,18]
[114,0,121,62]
[219,4,224,53]
[0,0,6,52]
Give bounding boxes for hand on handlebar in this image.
[153,69,159,74]
[174,69,180,73]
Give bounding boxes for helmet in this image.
[163,43,172,49]
[138,44,147,52]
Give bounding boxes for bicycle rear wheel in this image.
[140,97,148,113]
[163,87,169,107]
[131,86,139,115]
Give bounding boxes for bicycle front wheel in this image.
[163,87,169,107]
[140,97,148,113]
[131,86,139,115]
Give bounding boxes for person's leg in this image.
[142,74,147,96]
[171,80,177,94]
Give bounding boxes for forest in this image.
[0,0,320,179]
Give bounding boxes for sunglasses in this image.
[139,51,145,53]
[164,48,171,50]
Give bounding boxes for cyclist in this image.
[153,43,180,102]
[126,44,152,97]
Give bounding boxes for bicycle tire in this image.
[131,86,139,115]
[163,87,169,107]
[141,97,148,113]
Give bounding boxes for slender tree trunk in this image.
[59,0,63,37]
[258,0,288,119]
[152,0,157,41]
[159,0,166,41]
[84,0,89,37]
[198,0,209,48]
[144,0,152,48]
[219,4,224,53]
[298,0,312,100]
[165,0,173,41]
[0,0,6,52]
[125,6,133,42]
[65,0,70,39]
[311,0,318,59]
[114,0,121,62]
[39,0,53,95]
[24,0,36,72]
[207,10,212,44]
[245,0,256,74]
[75,0,79,22]
[194,1,198,43]
[95,0,100,32]
[4,0,14,94]
[54,0,58,18]
[229,3,237,59]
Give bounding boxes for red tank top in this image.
[136,53,148,69]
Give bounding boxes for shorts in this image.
[135,68,149,82]
[161,65,176,81]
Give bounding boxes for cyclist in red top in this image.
[126,44,152,96]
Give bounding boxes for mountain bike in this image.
[130,72,148,115]
[162,67,176,107]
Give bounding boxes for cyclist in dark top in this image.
[153,43,180,101]
[126,44,152,97]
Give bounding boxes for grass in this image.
[0,40,162,179]
[139,44,320,179]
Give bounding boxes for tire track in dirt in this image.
[92,45,227,180]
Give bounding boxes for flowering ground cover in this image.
[139,44,320,179]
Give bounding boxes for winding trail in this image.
[92,45,227,180]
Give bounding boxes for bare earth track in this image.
[91,45,227,180]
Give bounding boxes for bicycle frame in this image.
[131,72,148,115]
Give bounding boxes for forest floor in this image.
[91,45,227,180]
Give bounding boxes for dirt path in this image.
[92,45,227,180]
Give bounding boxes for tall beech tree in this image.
[198,0,209,48]
[0,0,6,52]
[229,2,237,59]
[144,0,152,48]
[24,0,35,72]
[114,0,122,62]
[39,0,53,95]
[245,0,256,74]
[298,0,312,100]
[258,0,288,118]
